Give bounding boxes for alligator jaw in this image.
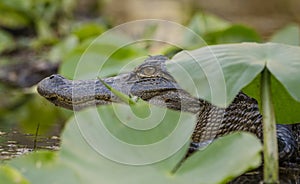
[37,74,114,110]
[37,74,184,111]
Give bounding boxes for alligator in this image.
[37,55,300,167]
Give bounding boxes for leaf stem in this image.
[261,68,279,183]
[97,77,136,105]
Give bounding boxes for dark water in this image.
[0,128,60,160]
[0,89,65,160]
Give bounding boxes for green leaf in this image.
[34,20,58,45]
[205,25,262,44]
[167,42,265,107]
[9,151,81,184]
[0,165,30,184]
[175,132,262,184]
[0,29,15,53]
[98,78,153,119]
[48,35,79,62]
[185,12,231,38]
[7,104,262,184]
[60,34,147,79]
[72,22,106,41]
[270,24,300,46]
[0,10,30,28]
[8,104,195,184]
[0,0,32,11]
[167,42,300,124]
[59,110,190,184]
[243,74,300,124]
[71,104,196,164]
[183,13,231,48]
[98,78,136,105]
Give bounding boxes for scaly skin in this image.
[37,55,300,165]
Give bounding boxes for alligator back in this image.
[192,92,262,143]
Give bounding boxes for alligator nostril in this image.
[49,75,55,79]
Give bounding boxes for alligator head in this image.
[37,55,202,112]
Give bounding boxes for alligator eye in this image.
[138,66,157,77]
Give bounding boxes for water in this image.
[0,129,60,160]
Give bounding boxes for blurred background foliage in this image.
[0,0,299,160]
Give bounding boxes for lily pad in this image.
[7,104,262,184]
[167,42,300,124]
[8,151,81,184]
[0,165,30,184]
[175,132,261,184]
